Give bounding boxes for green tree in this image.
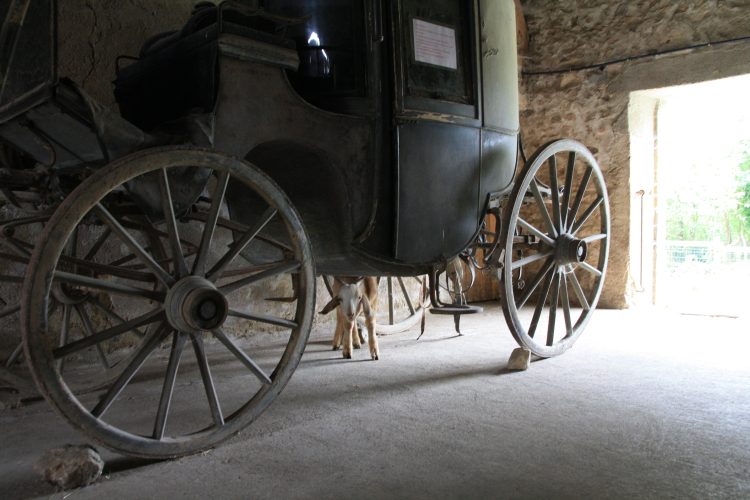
[665,142,750,245]
[729,145,750,245]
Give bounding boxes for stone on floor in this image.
[507,347,531,370]
[36,445,104,490]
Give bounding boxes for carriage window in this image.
[266,0,367,101]
[401,0,474,105]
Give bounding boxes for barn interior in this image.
[1,0,749,497]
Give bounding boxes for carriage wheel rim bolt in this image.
[556,234,587,265]
[165,276,228,334]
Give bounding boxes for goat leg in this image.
[342,319,354,359]
[332,309,344,350]
[352,323,362,349]
[366,315,379,360]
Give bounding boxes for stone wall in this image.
[58,0,196,108]
[518,0,750,308]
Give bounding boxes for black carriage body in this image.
[1,0,519,276]
[115,0,519,276]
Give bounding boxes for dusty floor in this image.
[1,304,749,499]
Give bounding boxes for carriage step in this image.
[427,304,482,336]
[429,304,482,315]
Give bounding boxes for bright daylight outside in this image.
[650,74,750,317]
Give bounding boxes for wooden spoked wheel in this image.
[0,211,170,395]
[376,276,428,334]
[22,148,315,458]
[1,211,51,369]
[500,140,610,358]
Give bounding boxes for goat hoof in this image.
[332,346,339,351]
[371,352,379,360]
[353,344,361,349]
[343,352,352,359]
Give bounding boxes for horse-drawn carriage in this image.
[0,0,609,458]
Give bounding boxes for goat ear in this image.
[360,296,372,317]
[319,297,341,315]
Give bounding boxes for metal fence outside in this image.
[660,240,750,316]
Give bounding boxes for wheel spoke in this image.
[190,334,225,427]
[186,211,292,253]
[219,260,301,295]
[58,254,156,282]
[193,171,230,276]
[0,270,24,282]
[153,332,187,440]
[74,304,111,370]
[566,166,592,232]
[88,297,147,338]
[108,253,138,268]
[387,278,394,324]
[207,207,277,282]
[511,250,554,271]
[516,257,555,309]
[571,196,604,235]
[583,233,607,243]
[529,179,558,237]
[1,235,31,257]
[212,328,272,385]
[65,226,79,270]
[547,271,561,347]
[214,262,290,279]
[561,151,576,228]
[93,203,174,287]
[517,218,556,247]
[92,323,170,418]
[56,305,71,372]
[5,341,23,367]
[560,273,573,337]
[0,303,20,319]
[568,270,591,311]
[548,155,562,233]
[53,271,165,301]
[578,261,603,277]
[54,309,165,359]
[158,169,189,278]
[83,226,112,261]
[528,266,556,339]
[227,309,298,329]
[397,277,416,315]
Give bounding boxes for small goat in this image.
[320,276,379,360]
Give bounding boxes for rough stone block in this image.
[36,445,104,490]
[507,347,531,371]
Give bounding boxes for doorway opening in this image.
[629,74,750,317]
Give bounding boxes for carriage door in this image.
[391,0,482,263]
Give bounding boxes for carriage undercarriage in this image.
[0,0,609,458]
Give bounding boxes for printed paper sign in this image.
[413,18,457,70]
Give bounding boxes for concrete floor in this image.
[1,304,749,499]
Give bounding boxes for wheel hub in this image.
[52,283,89,305]
[556,234,587,265]
[165,276,228,334]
